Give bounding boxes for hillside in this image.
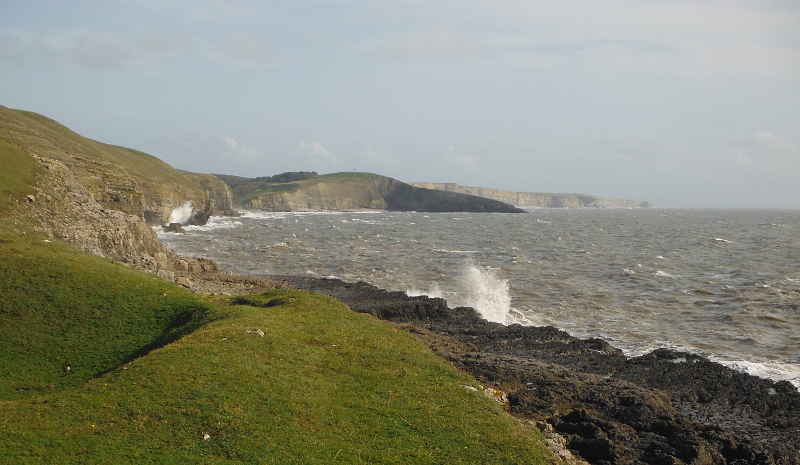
[0,110,556,462]
[224,172,526,213]
[410,183,652,208]
[0,105,235,226]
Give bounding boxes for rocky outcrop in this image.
[182,171,238,217]
[410,183,652,208]
[0,106,229,226]
[18,155,217,275]
[237,173,526,213]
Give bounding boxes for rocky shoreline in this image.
[255,276,799,465]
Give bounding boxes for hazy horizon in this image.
[2,1,798,208]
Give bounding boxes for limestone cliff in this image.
[409,183,652,208]
[0,105,222,275]
[0,106,235,226]
[236,173,525,213]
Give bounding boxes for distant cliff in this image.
[409,183,652,208]
[227,172,525,213]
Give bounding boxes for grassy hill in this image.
[0,106,232,225]
[0,114,554,463]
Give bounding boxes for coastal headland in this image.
[2,105,798,463]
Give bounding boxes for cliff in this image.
[409,183,652,208]
[0,105,225,275]
[0,106,235,226]
[233,172,525,213]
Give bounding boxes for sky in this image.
[1,1,799,208]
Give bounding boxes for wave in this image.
[655,270,678,278]
[716,358,800,389]
[407,264,515,325]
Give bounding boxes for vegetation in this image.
[0,238,554,463]
[215,171,320,200]
[0,139,554,463]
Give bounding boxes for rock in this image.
[483,387,508,406]
[246,329,265,337]
[163,223,185,233]
[176,277,192,288]
[26,194,36,202]
[156,269,175,281]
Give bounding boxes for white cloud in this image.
[298,141,337,163]
[473,1,800,78]
[730,131,799,179]
[753,131,797,153]
[222,136,259,161]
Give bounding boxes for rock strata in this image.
[18,155,216,276]
[275,276,800,465]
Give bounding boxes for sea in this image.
[157,208,800,388]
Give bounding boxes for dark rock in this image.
[163,222,185,233]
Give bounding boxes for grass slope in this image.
[0,251,554,463]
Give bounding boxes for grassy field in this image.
[0,144,555,463]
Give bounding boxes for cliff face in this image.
[0,106,234,226]
[410,183,652,208]
[16,154,217,276]
[243,176,388,211]
[0,105,226,275]
[237,173,525,213]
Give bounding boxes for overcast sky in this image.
[2,1,799,208]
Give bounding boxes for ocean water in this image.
[157,209,800,387]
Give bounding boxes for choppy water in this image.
[157,209,800,387]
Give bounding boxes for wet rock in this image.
[163,222,185,233]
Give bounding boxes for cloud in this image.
[218,34,270,64]
[298,141,337,163]
[222,136,259,161]
[482,2,800,79]
[375,25,485,60]
[0,28,190,72]
[753,130,797,153]
[732,131,799,179]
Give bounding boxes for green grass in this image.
[0,232,554,463]
[0,228,212,398]
[0,137,40,214]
